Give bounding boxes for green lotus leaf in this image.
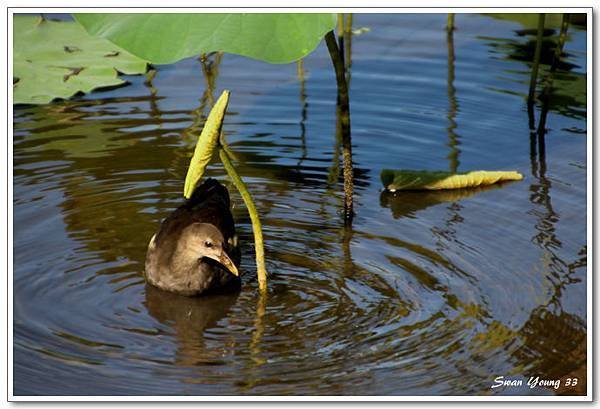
[381,169,524,192]
[184,90,230,199]
[13,15,147,105]
[74,13,337,64]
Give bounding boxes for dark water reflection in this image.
[13,13,587,395]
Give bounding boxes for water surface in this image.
[13,13,587,396]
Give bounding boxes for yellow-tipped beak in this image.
[206,252,239,276]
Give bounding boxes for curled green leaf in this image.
[184,90,230,198]
[381,169,523,192]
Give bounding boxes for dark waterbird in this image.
[145,178,241,296]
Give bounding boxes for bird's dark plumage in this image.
[145,178,241,296]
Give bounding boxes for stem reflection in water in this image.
[528,13,546,104]
[184,52,223,140]
[538,13,571,136]
[522,18,586,387]
[524,104,587,394]
[239,289,268,392]
[143,68,161,121]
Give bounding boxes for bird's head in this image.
[176,223,239,277]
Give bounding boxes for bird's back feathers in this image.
[186,177,231,210]
[154,178,235,248]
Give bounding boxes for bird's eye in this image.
[204,241,213,248]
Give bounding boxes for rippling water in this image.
[13,13,587,396]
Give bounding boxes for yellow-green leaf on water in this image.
[381,169,523,192]
[183,90,230,198]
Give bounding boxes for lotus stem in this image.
[219,148,267,291]
[346,13,353,34]
[447,13,455,32]
[446,19,460,173]
[336,14,345,67]
[297,59,304,82]
[343,14,353,83]
[297,60,308,165]
[219,130,239,162]
[325,30,354,225]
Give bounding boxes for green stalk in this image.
[337,13,344,37]
[528,13,545,103]
[297,60,308,165]
[219,148,267,291]
[447,13,455,32]
[297,59,304,82]
[325,30,354,225]
[446,19,460,173]
[343,14,353,84]
[219,130,239,162]
[336,14,345,67]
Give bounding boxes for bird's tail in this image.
[187,178,231,209]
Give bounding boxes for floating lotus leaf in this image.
[13,16,147,105]
[184,90,230,199]
[75,13,337,65]
[381,169,524,192]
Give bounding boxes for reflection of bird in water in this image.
[145,178,241,295]
[144,284,239,366]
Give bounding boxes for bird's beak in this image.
[205,251,239,276]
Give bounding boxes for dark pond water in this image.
[13,13,588,396]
